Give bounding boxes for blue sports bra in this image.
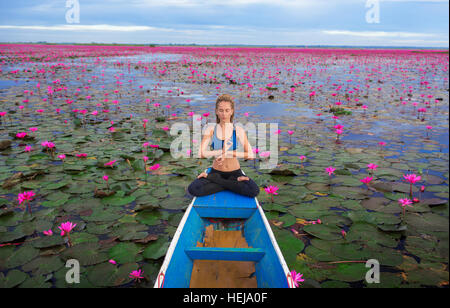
[210,123,238,151]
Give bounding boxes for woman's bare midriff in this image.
[210,123,241,172]
[212,157,240,172]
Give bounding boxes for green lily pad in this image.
[136,210,169,226]
[87,262,138,287]
[142,235,170,260]
[108,242,143,264]
[303,224,343,241]
[262,203,288,213]
[101,194,136,207]
[18,274,52,288]
[321,280,350,288]
[304,245,338,262]
[82,208,123,222]
[327,263,368,282]
[4,245,39,268]
[277,213,296,227]
[272,227,305,267]
[32,236,65,249]
[61,242,109,266]
[22,255,64,275]
[0,269,28,288]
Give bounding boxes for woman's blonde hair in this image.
[215,94,235,123]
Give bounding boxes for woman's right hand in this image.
[197,172,208,179]
[214,152,225,166]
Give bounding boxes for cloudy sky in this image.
[0,0,448,47]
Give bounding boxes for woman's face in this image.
[216,101,233,122]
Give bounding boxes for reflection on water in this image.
[0,79,25,89]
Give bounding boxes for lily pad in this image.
[87,262,138,287]
[272,227,305,267]
[142,235,170,260]
[327,263,368,282]
[61,242,109,266]
[108,242,143,263]
[0,269,28,288]
[303,224,342,241]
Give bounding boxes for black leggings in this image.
[187,168,260,198]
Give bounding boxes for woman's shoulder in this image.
[205,123,216,137]
[234,123,245,135]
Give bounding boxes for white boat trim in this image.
[153,194,197,288]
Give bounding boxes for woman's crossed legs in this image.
[187,170,259,198]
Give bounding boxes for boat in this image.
[154,168,295,288]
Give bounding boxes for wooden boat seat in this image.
[193,190,257,219]
[189,224,258,288]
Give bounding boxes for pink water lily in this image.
[58,154,66,160]
[109,259,117,265]
[129,269,144,282]
[58,221,76,237]
[360,176,373,189]
[398,198,413,217]
[264,186,279,195]
[41,141,55,148]
[404,173,421,199]
[360,177,373,184]
[18,191,35,212]
[43,230,53,236]
[290,270,305,288]
[325,166,336,176]
[58,221,76,247]
[76,153,87,158]
[398,198,413,207]
[367,163,378,171]
[264,185,279,203]
[16,132,27,138]
[403,173,421,184]
[149,163,160,171]
[259,151,270,158]
[104,159,117,167]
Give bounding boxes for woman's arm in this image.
[199,125,224,159]
[225,126,255,160]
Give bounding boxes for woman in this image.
[187,94,260,198]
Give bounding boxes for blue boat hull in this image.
[154,169,294,288]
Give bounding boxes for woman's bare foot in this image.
[237,176,249,181]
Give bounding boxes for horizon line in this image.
[0,42,448,50]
